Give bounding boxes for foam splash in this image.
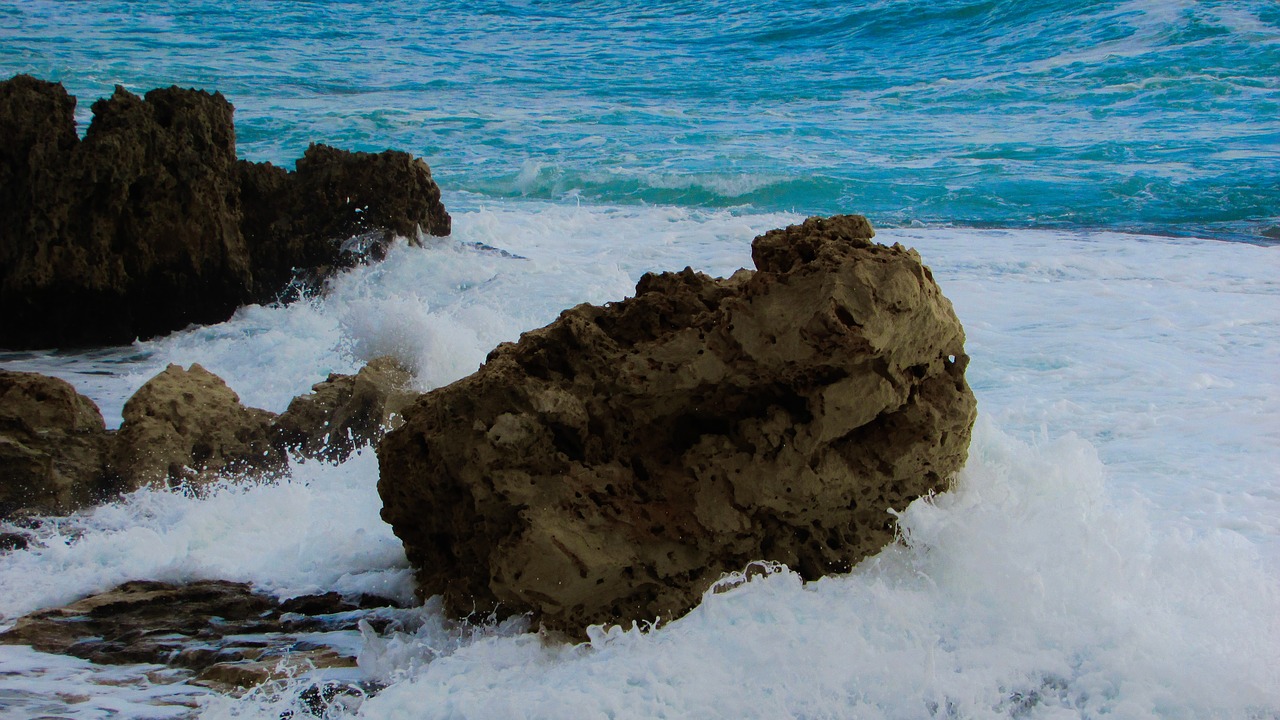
[1,204,1277,718]
[0,452,412,622]
[191,423,1280,719]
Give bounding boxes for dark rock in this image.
[111,364,286,490]
[0,579,388,686]
[0,370,116,517]
[239,144,450,301]
[0,74,450,349]
[0,532,29,551]
[377,215,977,636]
[274,357,416,463]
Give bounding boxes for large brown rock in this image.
[112,364,285,490]
[0,370,115,517]
[275,357,417,463]
[377,215,977,636]
[0,74,451,349]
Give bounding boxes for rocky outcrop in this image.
[0,358,415,517]
[275,357,417,463]
[0,74,450,349]
[239,144,451,300]
[377,215,977,636]
[111,364,286,490]
[0,371,116,517]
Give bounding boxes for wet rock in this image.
[275,357,416,463]
[111,364,285,490]
[192,650,359,694]
[0,359,421,515]
[239,144,451,301]
[0,580,386,674]
[0,370,115,517]
[0,74,450,350]
[378,214,977,636]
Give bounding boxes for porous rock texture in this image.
[0,370,115,517]
[377,214,977,636]
[275,357,417,463]
[111,364,285,490]
[0,74,450,349]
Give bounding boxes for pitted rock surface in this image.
[377,215,977,636]
[0,370,114,517]
[111,364,284,490]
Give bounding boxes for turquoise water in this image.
[3,0,1278,240]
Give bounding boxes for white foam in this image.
[192,424,1280,720]
[2,202,1278,718]
[0,452,412,621]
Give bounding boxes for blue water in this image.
[3,0,1278,240]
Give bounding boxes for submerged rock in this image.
[0,579,399,693]
[112,364,285,490]
[275,357,417,463]
[0,74,450,349]
[0,370,115,517]
[377,214,977,636]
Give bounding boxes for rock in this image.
[0,74,450,349]
[0,359,420,516]
[275,357,417,463]
[239,144,451,301]
[112,364,285,490]
[0,532,28,551]
[0,579,389,677]
[377,214,977,636]
[192,651,361,695]
[0,370,115,517]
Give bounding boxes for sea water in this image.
[1,1,1278,718]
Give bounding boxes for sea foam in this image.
[1,203,1277,719]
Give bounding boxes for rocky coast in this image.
[0,74,977,707]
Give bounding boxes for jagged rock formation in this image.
[239,144,451,299]
[275,357,417,463]
[0,74,450,349]
[0,371,116,516]
[377,214,978,636]
[111,364,286,489]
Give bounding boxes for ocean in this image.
[1,1,1278,718]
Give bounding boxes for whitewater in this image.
[2,0,1279,718]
